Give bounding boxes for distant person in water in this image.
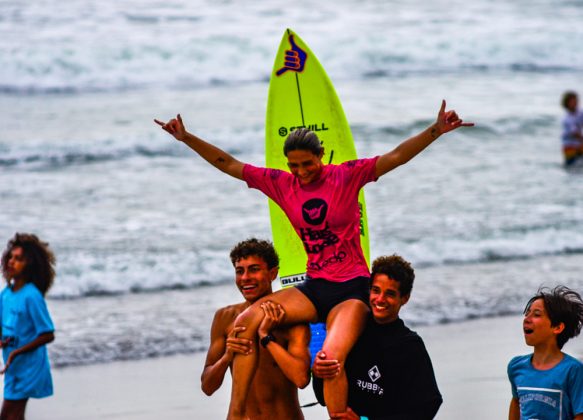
[155,100,472,419]
[0,233,56,420]
[561,91,583,166]
[201,238,310,420]
[508,285,583,420]
[312,255,442,420]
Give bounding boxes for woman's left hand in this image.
[436,100,474,135]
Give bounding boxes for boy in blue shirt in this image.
[508,286,583,420]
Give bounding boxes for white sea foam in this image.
[1,0,583,93]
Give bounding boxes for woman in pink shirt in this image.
[155,100,472,419]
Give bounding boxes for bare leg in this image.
[227,287,317,419]
[1,399,28,420]
[321,299,369,415]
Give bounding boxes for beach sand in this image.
[19,314,582,419]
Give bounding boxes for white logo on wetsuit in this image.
[368,365,381,382]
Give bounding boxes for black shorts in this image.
[296,276,370,322]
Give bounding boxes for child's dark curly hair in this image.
[1,233,56,296]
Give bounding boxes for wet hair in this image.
[524,285,583,349]
[229,238,279,270]
[370,254,415,297]
[1,233,56,296]
[283,128,324,157]
[561,91,578,110]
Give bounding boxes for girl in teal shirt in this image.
[1,233,56,420]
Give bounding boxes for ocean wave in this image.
[353,114,556,141]
[359,63,582,80]
[0,113,557,172]
[0,146,178,169]
[2,0,583,97]
[46,244,583,300]
[50,278,228,300]
[0,142,254,170]
[389,225,583,270]
[2,63,582,97]
[47,252,583,368]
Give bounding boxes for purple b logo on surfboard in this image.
[276,34,308,76]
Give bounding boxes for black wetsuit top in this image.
[313,316,442,419]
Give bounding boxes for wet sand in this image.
[19,314,583,419]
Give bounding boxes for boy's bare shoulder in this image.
[213,302,249,323]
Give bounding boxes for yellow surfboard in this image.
[265,28,370,289]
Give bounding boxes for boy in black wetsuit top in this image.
[312,254,442,419]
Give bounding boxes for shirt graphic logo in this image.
[300,223,340,255]
[276,34,308,76]
[517,387,562,417]
[302,198,328,225]
[368,365,381,382]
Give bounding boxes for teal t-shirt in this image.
[0,283,54,399]
[508,353,583,420]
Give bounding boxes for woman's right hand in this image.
[154,114,187,142]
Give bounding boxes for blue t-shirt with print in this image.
[0,283,54,399]
[508,353,583,420]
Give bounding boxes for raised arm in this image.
[154,114,245,180]
[258,301,311,389]
[201,309,252,396]
[375,100,474,178]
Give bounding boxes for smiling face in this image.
[286,149,324,185]
[369,274,410,325]
[5,246,27,281]
[234,255,277,303]
[523,298,564,349]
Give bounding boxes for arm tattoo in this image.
[215,157,226,165]
[430,127,438,139]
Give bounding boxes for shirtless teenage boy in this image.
[201,238,311,419]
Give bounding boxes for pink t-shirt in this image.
[243,157,378,282]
